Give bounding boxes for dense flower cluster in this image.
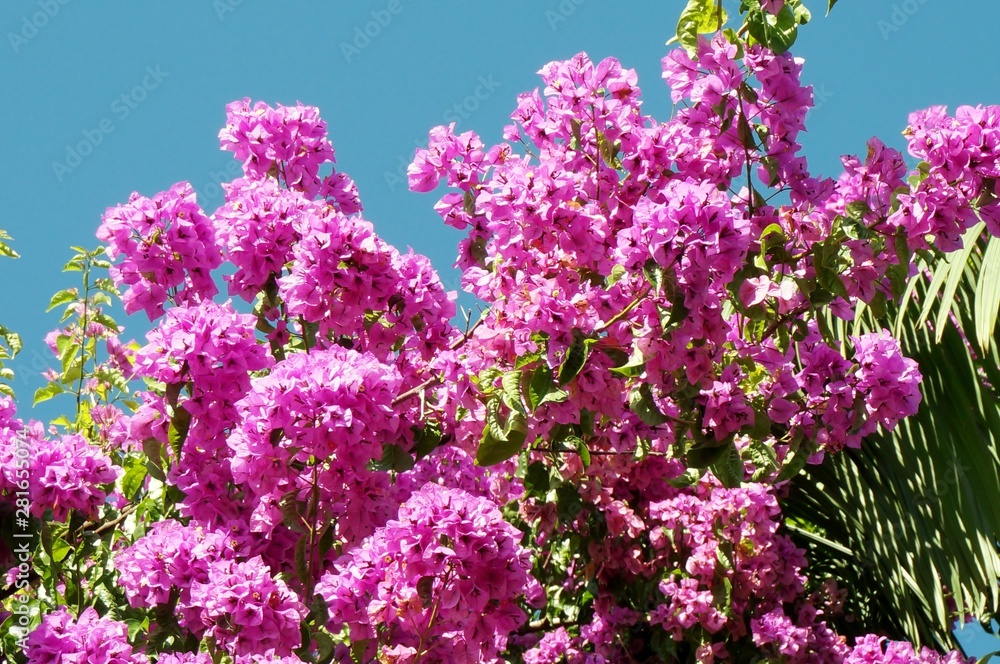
[134,300,272,410]
[395,445,519,505]
[895,105,1000,247]
[0,395,26,497]
[213,177,311,301]
[25,607,145,664]
[97,182,222,319]
[30,432,119,522]
[227,346,404,543]
[275,203,458,365]
[318,484,540,663]
[113,520,236,628]
[648,483,807,643]
[191,556,306,657]
[521,627,583,664]
[129,300,274,526]
[852,330,923,435]
[405,34,971,664]
[845,636,970,664]
[219,98,361,211]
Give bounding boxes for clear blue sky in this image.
[2,0,998,656]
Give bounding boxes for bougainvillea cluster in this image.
[317,483,539,662]
[3,17,995,663]
[96,182,223,320]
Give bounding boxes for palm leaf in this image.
[786,271,1000,651]
[975,237,1000,354]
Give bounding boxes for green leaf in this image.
[524,461,550,495]
[596,131,623,170]
[747,438,779,482]
[557,328,590,386]
[463,189,477,216]
[294,535,310,585]
[711,442,743,488]
[556,483,584,521]
[776,438,813,483]
[610,346,646,378]
[916,221,984,338]
[350,639,370,664]
[0,326,22,358]
[749,408,772,440]
[628,383,668,426]
[476,408,527,467]
[651,627,680,659]
[676,0,726,53]
[50,537,72,563]
[0,240,19,259]
[280,492,307,534]
[33,383,64,406]
[569,434,592,468]
[667,467,705,488]
[712,574,734,612]
[167,405,191,459]
[142,437,166,482]
[757,222,785,268]
[813,238,850,301]
[659,289,690,333]
[845,200,871,223]
[746,5,799,55]
[121,462,147,501]
[501,370,525,414]
[318,523,336,559]
[375,442,415,472]
[580,409,595,437]
[416,575,435,605]
[476,430,515,467]
[57,334,77,373]
[974,236,1000,353]
[789,0,812,24]
[643,259,665,296]
[737,108,755,150]
[606,264,627,287]
[569,118,583,150]
[528,365,554,411]
[46,289,78,312]
[412,423,442,459]
[539,387,569,407]
[978,651,1000,664]
[126,618,149,641]
[505,411,529,448]
[687,441,731,469]
[827,0,839,14]
[63,256,85,272]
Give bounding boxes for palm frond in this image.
[785,268,1000,651]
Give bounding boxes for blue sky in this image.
[2,0,999,655]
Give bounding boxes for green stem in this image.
[595,284,652,334]
[75,261,92,425]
